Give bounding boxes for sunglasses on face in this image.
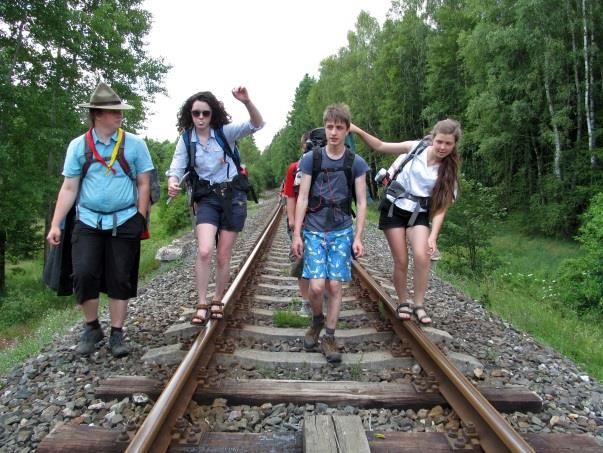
[191,109,211,118]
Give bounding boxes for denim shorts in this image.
[195,189,247,232]
[302,227,353,281]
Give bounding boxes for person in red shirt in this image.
[283,132,311,316]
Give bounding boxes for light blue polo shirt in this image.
[63,129,154,230]
[166,121,262,185]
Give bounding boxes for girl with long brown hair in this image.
[350,119,461,325]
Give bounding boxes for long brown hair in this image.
[430,119,461,216]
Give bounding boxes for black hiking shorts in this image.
[378,200,430,230]
[71,212,145,304]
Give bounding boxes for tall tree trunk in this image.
[581,0,595,164]
[543,52,562,179]
[568,0,582,145]
[587,0,596,166]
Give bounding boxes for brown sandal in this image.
[413,306,432,325]
[395,302,413,320]
[191,303,210,326]
[210,299,224,319]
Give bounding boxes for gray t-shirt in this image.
[300,147,369,232]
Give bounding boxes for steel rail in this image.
[126,201,283,453]
[353,261,535,453]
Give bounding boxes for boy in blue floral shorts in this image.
[291,103,368,363]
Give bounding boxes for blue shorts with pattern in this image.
[302,227,353,281]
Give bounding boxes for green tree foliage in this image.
[264,75,317,187]
[0,0,169,291]
[558,192,603,314]
[264,0,603,241]
[439,178,503,275]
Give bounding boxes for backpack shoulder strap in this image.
[310,147,323,190]
[390,137,430,182]
[182,129,196,174]
[343,148,356,201]
[115,134,134,180]
[214,127,241,171]
[82,131,94,179]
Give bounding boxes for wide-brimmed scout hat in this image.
[78,82,134,110]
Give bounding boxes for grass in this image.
[273,299,310,328]
[273,310,310,328]
[0,209,191,376]
[437,221,603,381]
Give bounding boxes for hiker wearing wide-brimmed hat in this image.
[79,82,134,128]
[79,82,135,110]
[46,81,155,359]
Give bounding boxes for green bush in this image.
[439,178,503,276]
[157,188,192,234]
[558,192,603,314]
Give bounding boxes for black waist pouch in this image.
[191,178,212,202]
[231,173,250,192]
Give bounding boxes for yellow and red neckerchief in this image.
[85,128,124,176]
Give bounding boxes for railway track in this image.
[38,198,601,452]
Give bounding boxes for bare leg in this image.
[383,227,411,318]
[325,280,342,330]
[214,229,238,304]
[194,223,219,320]
[407,225,432,324]
[80,298,100,323]
[308,278,326,315]
[299,277,309,300]
[108,298,128,328]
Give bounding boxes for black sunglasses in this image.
[191,109,211,118]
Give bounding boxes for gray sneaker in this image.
[109,331,129,358]
[303,321,324,350]
[321,335,342,363]
[76,327,104,356]
[298,301,311,317]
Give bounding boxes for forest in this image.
[1,0,602,316]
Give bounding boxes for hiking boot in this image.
[109,331,129,358]
[321,335,342,363]
[76,326,104,356]
[303,321,324,350]
[298,301,311,317]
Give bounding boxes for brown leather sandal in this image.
[395,302,413,320]
[210,299,224,319]
[413,306,432,325]
[191,303,210,326]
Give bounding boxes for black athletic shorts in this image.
[378,199,430,230]
[71,212,145,304]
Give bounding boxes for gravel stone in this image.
[0,198,601,450]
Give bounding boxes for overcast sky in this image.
[140,0,392,149]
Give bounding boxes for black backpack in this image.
[307,146,356,217]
